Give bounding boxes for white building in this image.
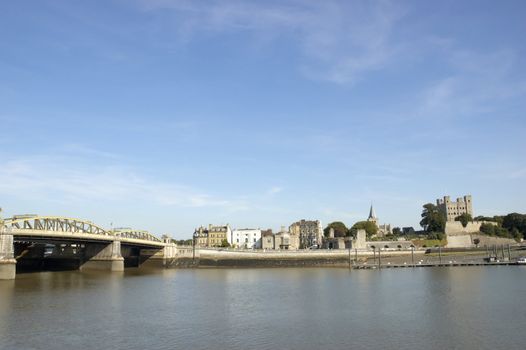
[230,228,262,249]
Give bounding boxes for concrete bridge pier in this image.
[0,228,16,280]
[138,236,177,268]
[81,239,124,272]
[162,238,177,267]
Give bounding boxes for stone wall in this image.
[168,248,426,268]
[446,233,517,248]
[366,241,414,250]
[445,221,494,235]
[176,246,198,258]
[352,229,367,249]
[470,234,516,247]
[446,234,474,248]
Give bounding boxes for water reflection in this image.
[1,267,525,350]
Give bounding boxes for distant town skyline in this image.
[1,1,525,238]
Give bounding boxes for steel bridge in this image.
[0,215,177,280]
[4,215,165,248]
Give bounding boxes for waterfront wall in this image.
[444,221,501,235]
[169,248,425,268]
[470,234,516,247]
[446,233,517,248]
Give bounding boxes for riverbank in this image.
[169,247,526,268]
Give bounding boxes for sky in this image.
[1,0,525,238]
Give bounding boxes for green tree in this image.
[220,239,230,247]
[493,216,504,225]
[455,213,473,228]
[502,213,526,239]
[511,227,523,241]
[384,233,397,241]
[427,232,445,241]
[495,226,511,238]
[175,239,193,245]
[392,227,402,236]
[323,222,349,237]
[474,215,496,222]
[480,223,512,238]
[420,203,445,233]
[350,221,378,238]
[480,223,496,236]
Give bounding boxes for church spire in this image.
[368,204,377,220]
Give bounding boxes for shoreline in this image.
[168,246,525,268]
[169,258,523,269]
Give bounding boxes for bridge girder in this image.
[3,216,163,246]
[5,216,109,235]
[114,229,162,243]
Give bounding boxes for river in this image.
[1,267,525,350]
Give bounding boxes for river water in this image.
[1,267,525,350]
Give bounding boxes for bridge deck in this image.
[11,229,166,249]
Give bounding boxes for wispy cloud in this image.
[267,186,283,195]
[416,46,526,120]
[0,151,242,209]
[134,0,406,84]
[510,168,526,179]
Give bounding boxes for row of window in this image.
[236,238,258,242]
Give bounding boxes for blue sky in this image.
[1,0,525,238]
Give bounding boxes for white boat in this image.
[517,257,526,264]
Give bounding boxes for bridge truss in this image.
[3,216,163,246]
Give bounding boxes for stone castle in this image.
[436,195,473,221]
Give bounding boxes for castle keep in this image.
[436,195,473,221]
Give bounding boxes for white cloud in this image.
[510,168,526,179]
[134,0,406,84]
[267,186,283,195]
[0,152,241,209]
[416,46,526,120]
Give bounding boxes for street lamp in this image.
[193,231,199,261]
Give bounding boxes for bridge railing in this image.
[3,216,163,244]
[114,230,162,243]
[4,216,110,236]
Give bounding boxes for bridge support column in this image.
[81,239,124,272]
[0,228,16,280]
[162,240,177,267]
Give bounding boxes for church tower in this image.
[367,204,378,225]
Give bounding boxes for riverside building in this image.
[289,219,323,248]
[230,228,262,249]
[262,226,300,250]
[193,224,232,248]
